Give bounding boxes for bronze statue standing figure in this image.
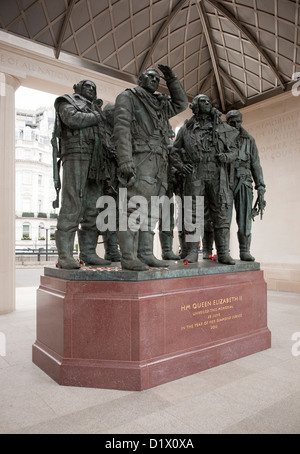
[171,94,239,265]
[52,80,110,269]
[99,103,121,262]
[158,138,181,261]
[226,110,266,261]
[114,65,188,271]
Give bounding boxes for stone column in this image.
[0,73,20,314]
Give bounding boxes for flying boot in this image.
[102,230,121,262]
[78,229,111,266]
[159,231,180,260]
[182,241,199,263]
[178,231,188,259]
[202,231,214,259]
[118,230,149,271]
[214,228,235,265]
[138,231,169,267]
[238,232,255,261]
[55,229,81,269]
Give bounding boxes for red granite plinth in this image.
[32,269,271,391]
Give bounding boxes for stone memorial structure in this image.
[32,261,270,391]
[32,73,271,391]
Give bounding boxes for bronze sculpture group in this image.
[52,66,266,270]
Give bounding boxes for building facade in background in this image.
[15,106,58,254]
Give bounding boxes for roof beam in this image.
[219,67,247,105]
[196,0,226,111]
[198,69,215,93]
[205,0,286,90]
[55,0,76,59]
[139,0,190,73]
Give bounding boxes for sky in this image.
[15,86,57,110]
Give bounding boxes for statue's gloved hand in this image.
[92,98,104,116]
[158,64,176,81]
[119,162,136,187]
[216,153,227,163]
[257,186,266,211]
[211,107,222,118]
[93,98,103,109]
[180,163,194,175]
[257,185,266,195]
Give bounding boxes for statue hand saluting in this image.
[158,64,176,81]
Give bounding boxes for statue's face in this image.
[197,95,212,114]
[227,116,242,131]
[81,81,97,101]
[104,106,115,125]
[139,70,160,93]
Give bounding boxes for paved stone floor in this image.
[0,285,299,434]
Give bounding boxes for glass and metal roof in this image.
[0,0,299,111]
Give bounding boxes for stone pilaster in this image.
[0,73,20,314]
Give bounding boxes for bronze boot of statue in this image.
[55,230,81,269]
[159,231,180,260]
[183,241,199,263]
[238,232,255,261]
[78,229,111,266]
[118,230,149,271]
[102,231,121,262]
[178,231,188,259]
[202,231,214,259]
[138,231,169,268]
[214,228,235,265]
